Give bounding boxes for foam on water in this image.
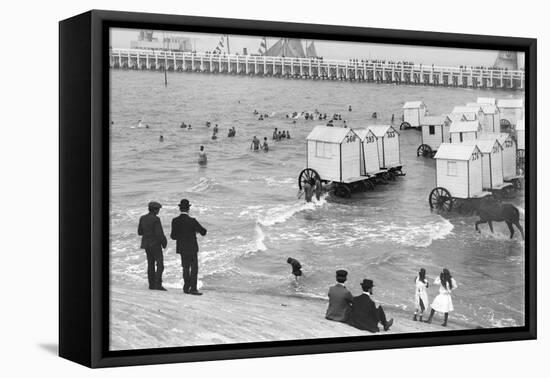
[256,195,327,227]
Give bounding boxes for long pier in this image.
[109,48,525,90]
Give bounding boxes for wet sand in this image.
[110,284,477,350]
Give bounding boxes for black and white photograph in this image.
[108,27,528,351]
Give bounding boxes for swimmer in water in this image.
[348,105,352,111]
[314,177,322,201]
[159,135,164,142]
[137,120,144,128]
[304,181,314,202]
[198,145,207,165]
[286,130,291,139]
[180,122,187,128]
[145,124,150,129]
[250,136,261,151]
[213,124,219,134]
[273,128,278,140]
[287,257,303,281]
[262,137,269,152]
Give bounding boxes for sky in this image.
[110,28,524,68]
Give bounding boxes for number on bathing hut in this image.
[365,136,375,143]
[345,135,357,143]
[387,131,395,138]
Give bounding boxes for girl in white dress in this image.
[426,268,457,327]
[413,268,429,322]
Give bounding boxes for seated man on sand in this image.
[348,279,393,332]
[325,270,353,322]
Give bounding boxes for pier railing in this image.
[109,48,525,90]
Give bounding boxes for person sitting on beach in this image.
[286,130,290,139]
[273,128,278,140]
[262,137,269,152]
[413,268,429,322]
[198,145,207,165]
[250,136,261,151]
[287,257,302,281]
[425,268,457,327]
[348,279,394,332]
[326,270,353,322]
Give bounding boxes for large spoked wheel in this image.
[429,187,453,212]
[298,168,321,190]
[362,179,375,191]
[334,184,352,198]
[400,121,411,130]
[417,144,433,158]
[500,119,512,131]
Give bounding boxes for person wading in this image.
[170,199,207,295]
[138,201,168,291]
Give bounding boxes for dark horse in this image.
[474,198,524,240]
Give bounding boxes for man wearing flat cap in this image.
[138,201,168,291]
[348,279,394,332]
[325,270,354,322]
[170,199,207,295]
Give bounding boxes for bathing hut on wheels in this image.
[401,101,427,129]
[367,125,402,171]
[479,132,520,187]
[451,105,485,123]
[449,120,482,143]
[515,119,525,174]
[497,98,524,130]
[477,97,497,106]
[472,139,512,195]
[417,115,452,157]
[429,143,487,212]
[355,128,382,187]
[467,103,501,133]
[299,126,362,198]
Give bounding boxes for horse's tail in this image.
[510,205,521,223]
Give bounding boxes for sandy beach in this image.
[110,284,477,350]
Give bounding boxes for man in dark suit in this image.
[170,199,207,295]
[348,279,393,332]
[325,270,353,322]
[138,201,168,291]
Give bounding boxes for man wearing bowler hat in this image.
[138,201,168,291]
[325,270,354,322]
[170,199,207,295]
[348,279,393,332]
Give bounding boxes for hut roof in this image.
[403,101,425,109]
[434,143,480,161]
[466,103,499,114]
[421,115,448,126]
[448,113,467,123]
[449,120,481,133]
[452,105,483,115]
[353,128,376,140]
[478,132,511,146]
[516,119,525,131]
[367,125,397,138]
[497,98,524,109]
[477,97,496,105]
[471,139,502,154]
[306,125,357,143]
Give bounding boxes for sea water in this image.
[110,70,525,329]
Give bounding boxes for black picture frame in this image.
[59,9,537,368]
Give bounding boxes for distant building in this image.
[130,30,192,52]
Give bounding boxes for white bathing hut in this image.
[516,119,525,150]
[367,125,401,169]
[449,120,482,143]
[420,115,452,151]
[472,139,505,190]
[479,132,517,180]
[402,101,427,128]
[306,126,361,183]
[497,98,524,128]
[448,113,467,124]
[434,143,483,199]
[467,102,501,133]
[355,128,381,176]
